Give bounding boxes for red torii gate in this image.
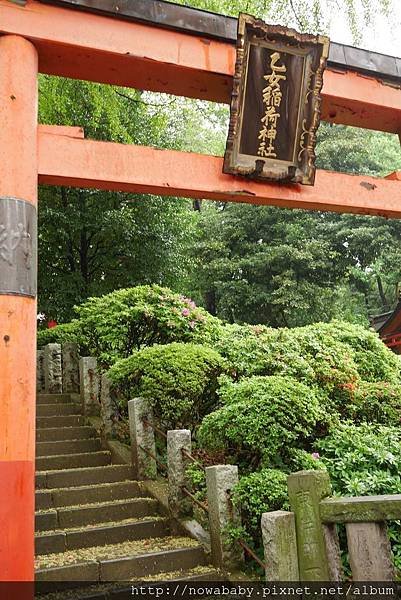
[0,0,400,584]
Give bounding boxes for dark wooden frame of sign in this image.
[223,14,330,185]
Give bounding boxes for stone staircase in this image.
[35,393,218,593]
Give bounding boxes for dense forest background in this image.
[38,0,401,328]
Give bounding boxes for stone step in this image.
[35,568,222,599]
[36,464,133,489]
[36,414,86,428]
[37,393,73,404]
[35,497,159,532]
[35,540,206,582]
[36,451,111,472]
[36,437,102,457]
[36,480,147,511]
[36,403,81,417]
[35,517,170,554]
[36,425,96,442]
[101,546,207,581]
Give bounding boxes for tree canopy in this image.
[37,1,401,328]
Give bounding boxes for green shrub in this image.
[316,320,401,383]
[107,342,226,428]
[285,447,327,472]
[214,323,275,379]
[316,422,401,496]
[37,320,84,350]
[347,381,401,425]
[198,376,322,469]
[316,422,401,573]
[214,320,401,419]
[233,469,289,539]
[76,285,222,365]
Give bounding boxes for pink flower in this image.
[182,308,190,317]
[311,452,320,460]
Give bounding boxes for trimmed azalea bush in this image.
[75,285,223,365]
[37,320,85,350]
[107,342,226,428]
[346,380,401,425]
[214,320,401,419]
[214,323,274,380]
[198,376,322,469]
[316,320,401,384]
[232,469,289,540]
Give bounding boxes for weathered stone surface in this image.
[100,373,113,439]
[320,494,401,523]
[287,470,331,581]
[346,521,395,581]
[261,510,299,581]
[128,397,157,480]
[36,349,45,392]
[205,464,243,569]
[44,343,62,394]
[167,429,192,520]
[79,356,99,416]
[62,342,80,393]
[323,523,343,581]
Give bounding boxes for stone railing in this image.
[37,343,101,415]
[126,396,300,578]
[288,469,400,581]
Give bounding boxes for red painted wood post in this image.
[0,35,38,586]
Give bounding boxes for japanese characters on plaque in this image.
[223,14,329,185]
[257,51,287,159]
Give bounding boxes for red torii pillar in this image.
[0,35,38,583]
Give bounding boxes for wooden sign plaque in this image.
[223,14,330,185]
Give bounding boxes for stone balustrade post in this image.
[44,343,62,393]
[100,373,114,439]
[261,510,299,581]
[205,464,243,569]
[128,397,157,480]
[287,470,331,580]
[62,342,80,393]
[79,356,99,415]
[167,429,192,520]
[36,349,45,393]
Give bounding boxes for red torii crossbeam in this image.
[38,126,401,218]
[0,0,400,586]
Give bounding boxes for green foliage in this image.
[317,124,401,177]
[215,321,357,414]
[188,126,401,328]
[37,321,84,350]
[76,285,222,365]
[316,422,401,497]
[313,320,401,383]
[107,342,226,427]
[198,376,322,469]
[38,76,196,322]
[185,463,207,500]
[214,320,401,419]
[316,422,401,574]
[233,469,289,539]
[285,448,327,473]
[347,381,401,425]
[213,323,274,379]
